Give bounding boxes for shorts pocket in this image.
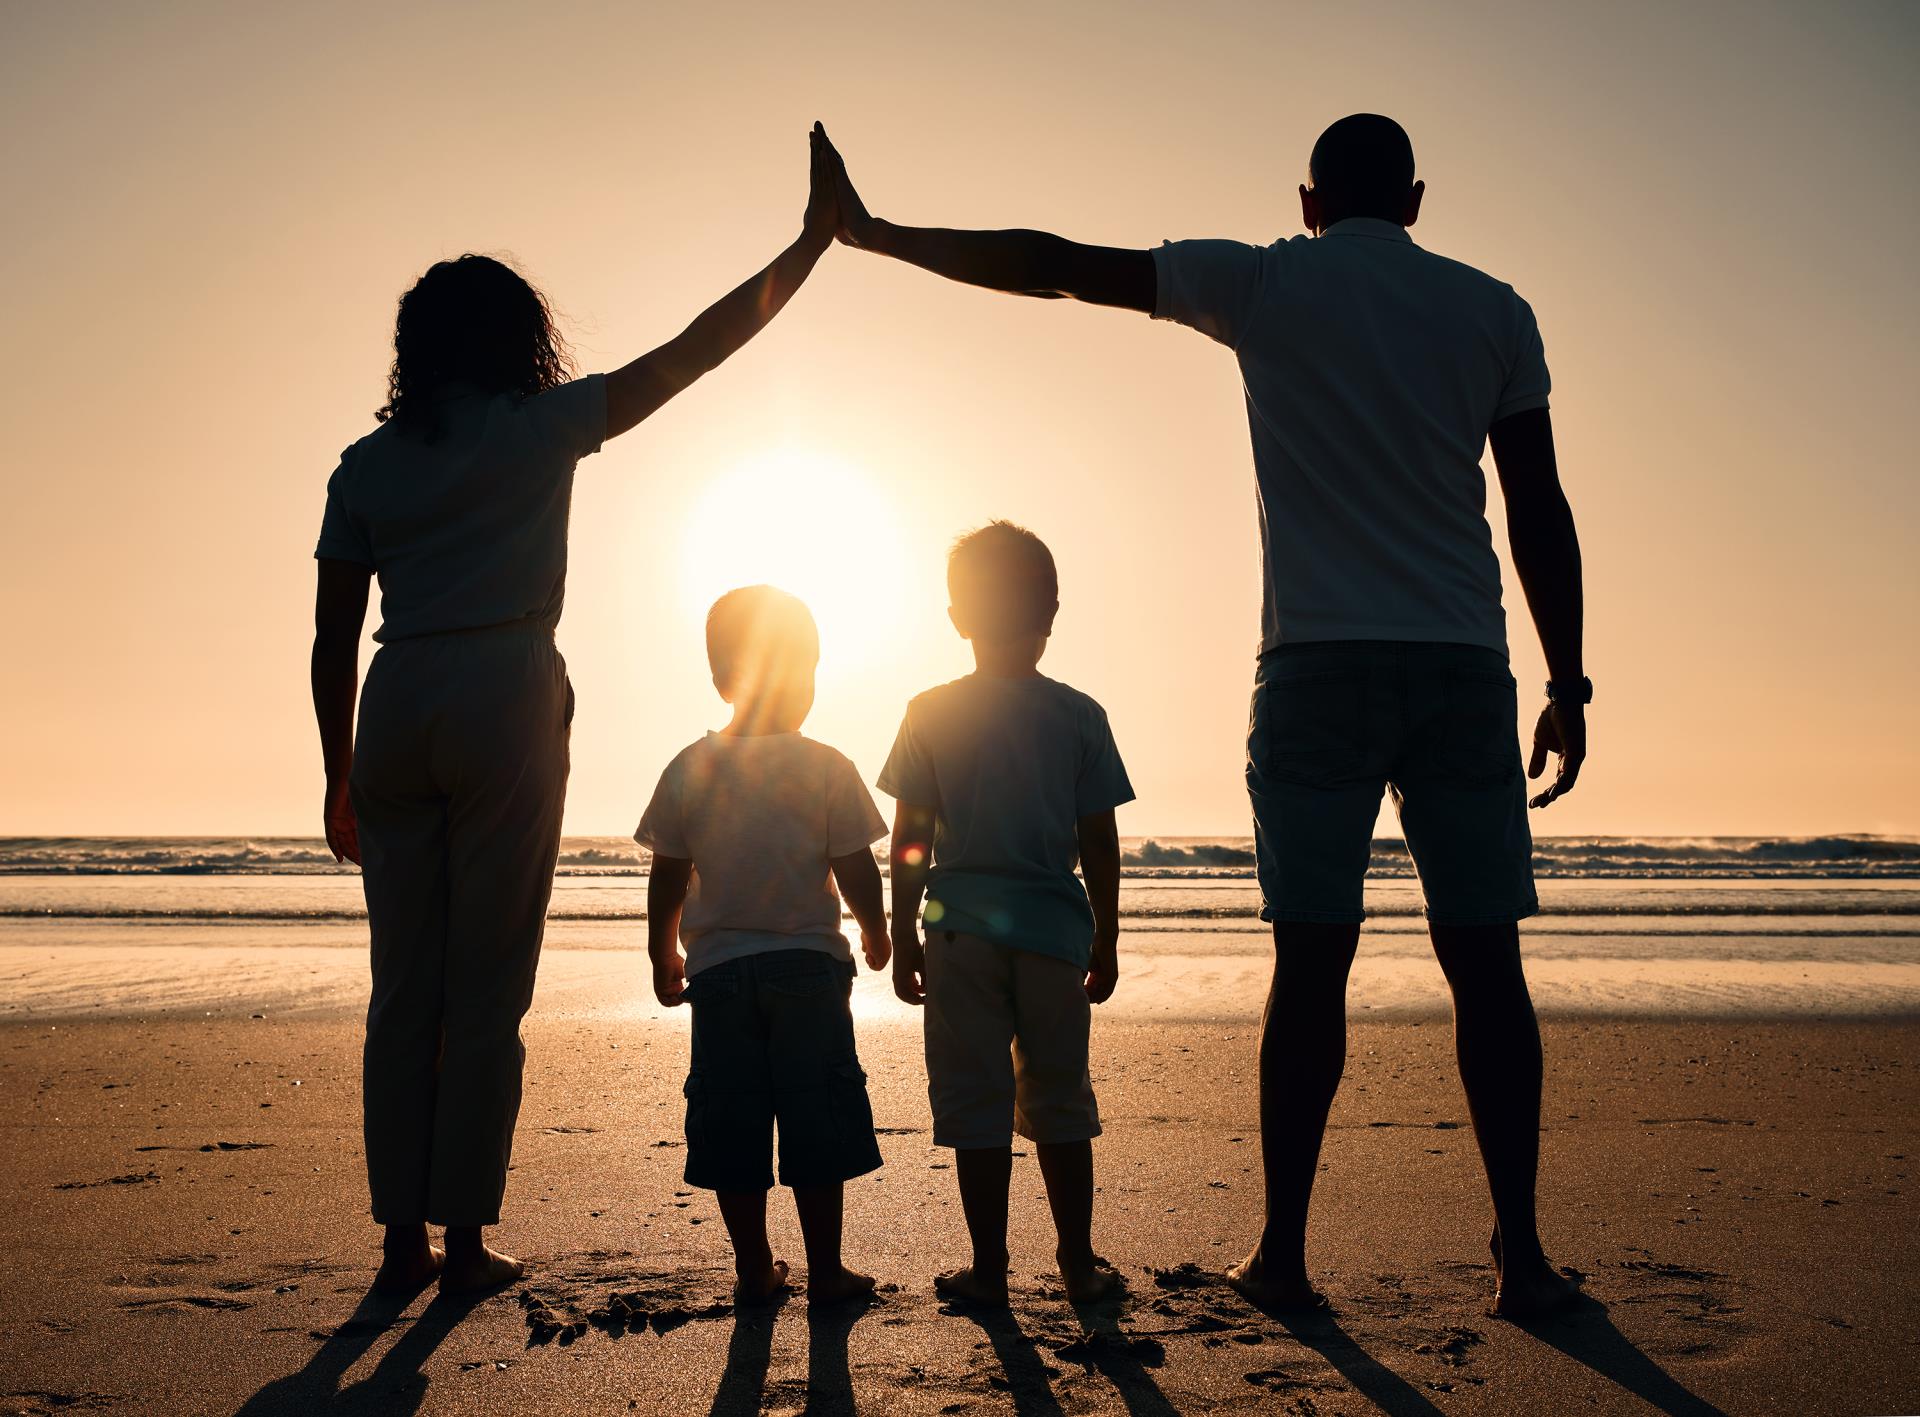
[1258,669,1371,787]
[681,1075,709,1155]
[1433,667,1522,787]
[772,1059,883,1186]
[828,1062,883,1174]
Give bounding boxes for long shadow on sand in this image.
[1065,1299,1182,1417]
[1277,1295,1729,1417]
[799,1293,876,1416]
[234,1281,478,1415]
[1275,1309,1447,1417]
[1517,1295,1730,1417]
[707,1303,779,1417]
[705,1291,876,1417]
[951,1300,1179,1417]
[951,1306,1066,1417]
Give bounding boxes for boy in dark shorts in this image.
[880,522,1133,1306]
[638,585,890,1304]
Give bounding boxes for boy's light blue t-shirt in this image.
[878,674,1134,969]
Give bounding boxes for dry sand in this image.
[1,950,1917,1414]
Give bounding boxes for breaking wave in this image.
[1,834,1917,880]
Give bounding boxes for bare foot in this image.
[934,1264,1010,1307]
[807,1265,877,1306]
[1058,1248,1125,1304]
[1492,1257,1585,1319]
[1226,1250,1329,1314]
[1059,1253,1126,1306]
[372,1242,444,1295]
[1489,1227,1584,1319]
[440,1245,526,1296]
[734,1257,791,1305]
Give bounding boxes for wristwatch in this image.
[1545,676,1593,706]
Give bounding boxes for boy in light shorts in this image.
[879,522,1133,1306]
[638,585,891,1305]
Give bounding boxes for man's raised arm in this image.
[820,127,1154,312]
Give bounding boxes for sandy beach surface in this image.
[2,933,1917,1415]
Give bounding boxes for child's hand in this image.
[891,930,926,1006]
[861,928,891,971]
[652,951,687,1008]
[1085,938,1119,1005]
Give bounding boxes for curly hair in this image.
[376,254,573,430]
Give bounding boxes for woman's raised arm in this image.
[603,123,838,440]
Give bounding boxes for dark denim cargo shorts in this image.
[680,949,883,1191]
[1247,641,1540,927]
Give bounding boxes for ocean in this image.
[1,834,1916,924]
[3,836,1917,1019]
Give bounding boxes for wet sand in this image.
[7,917,1920,1023]
[2,940,1917,1415]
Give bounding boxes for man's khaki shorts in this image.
[923,930,1101,1150]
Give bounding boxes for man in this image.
[821,114,1586,1318]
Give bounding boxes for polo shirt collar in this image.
[1320,217,1413,243]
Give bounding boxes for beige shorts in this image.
[923,931,1101,1149]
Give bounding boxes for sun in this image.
[678,447,913,669]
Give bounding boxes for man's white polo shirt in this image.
[1153,218,1551,657]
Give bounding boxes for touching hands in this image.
[814,125,875,248]
[323,780,360,866]
[652,950,687,1008]
[891,928,926,1005]
[802,122,840,250]
[1527,701,1586,809]
[1085,935,1119,1004]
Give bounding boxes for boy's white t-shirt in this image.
[635,732,889,977]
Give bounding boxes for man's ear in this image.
[1299,183,1319,235]
[711,673,734,705]
[1402,180,1425,229]
[947,605,971,640]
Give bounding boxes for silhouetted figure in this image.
[819,115,1588,1318]
[309,124,845,1297]
[637,586,890,1306]
[881,522,1133,1307]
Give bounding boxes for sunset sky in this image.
[2,0,1915,838]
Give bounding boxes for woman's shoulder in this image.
[517,374,609,462]
[331,416,414,473]
[324,425,384,495]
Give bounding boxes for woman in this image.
[311,125,839,1295]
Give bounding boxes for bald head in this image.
[1304,114,1421,230]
